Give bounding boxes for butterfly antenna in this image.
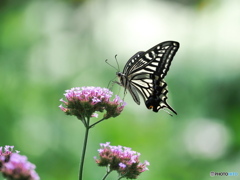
[105,59,118,71]
[115,54,120,71]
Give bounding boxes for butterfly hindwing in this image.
[117,41,179,115]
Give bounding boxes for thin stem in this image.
[117,171,128,180]
[78,117,90,180]
[102,168,112,180]
[102,171,112,180]
[77,116,87,128]
[81,119,87,128]
[89,117,106,128]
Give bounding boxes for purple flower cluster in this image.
[0,146,39,180]
[59,87,126,120]
[95,142,149,179]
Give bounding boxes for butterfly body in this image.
[117,41,179,115]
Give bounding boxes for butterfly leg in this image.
[122,87,128,101]
[107,80,114,90]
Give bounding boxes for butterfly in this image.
[116,41,179,115]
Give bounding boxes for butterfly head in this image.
[116,72,126,87]
[116,72,123,77]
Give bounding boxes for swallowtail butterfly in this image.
[117,41,179,115]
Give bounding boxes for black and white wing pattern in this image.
[117,41,179,114]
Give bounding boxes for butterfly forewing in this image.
[122,52,146,74]
[118,41,179,114]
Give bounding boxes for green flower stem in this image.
[102,169,112,180]
[79,117,90,180]
[89,117,106,128]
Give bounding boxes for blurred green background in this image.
[1,0,240,179]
